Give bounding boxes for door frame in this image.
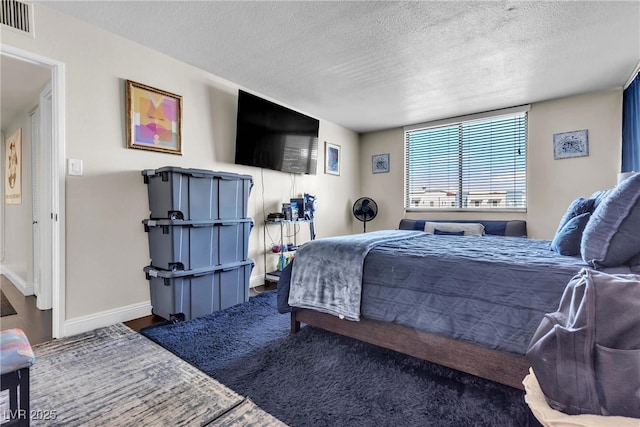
[35,87,54,311]
[1,44,66,338]
[30,105,41,303]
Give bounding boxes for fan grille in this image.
[353,197,378,231]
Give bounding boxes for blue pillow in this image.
[581,173,640,268]
[589,189,613,210]
[550,212,591,256]
[555,197,595,235]
[434,228,464,236]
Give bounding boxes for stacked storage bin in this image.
[141,166,254,322]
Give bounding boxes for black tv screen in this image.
[234,90,319,175]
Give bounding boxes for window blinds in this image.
[405,108,528,211]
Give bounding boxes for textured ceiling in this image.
[37,1,640,133]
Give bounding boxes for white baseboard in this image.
[0,266,34,296]
[64,301,152,337]
[57,275,267,337]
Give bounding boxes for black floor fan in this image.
[352,197,378,232]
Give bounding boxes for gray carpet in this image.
[27,324,285,426]
[0,289,17,317]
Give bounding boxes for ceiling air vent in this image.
[1,0,33,35]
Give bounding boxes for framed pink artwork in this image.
[126,80,182,155]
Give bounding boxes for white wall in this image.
[527,89,622,239]
[358,128,406,232]
[360,89,623,239]
[1,4,359,333]
[1,115,34,293]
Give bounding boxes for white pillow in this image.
[423,222,485,236]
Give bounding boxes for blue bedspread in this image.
[359,235,592,354]
[280,232,631,354]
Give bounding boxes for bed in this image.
[277,200,639,390]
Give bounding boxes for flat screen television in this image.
[234,90,319,175]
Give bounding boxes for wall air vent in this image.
[1,0,33,35]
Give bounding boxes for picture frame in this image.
[325,141,341,176]
[126,80,182,155]
[553,129,588,160]
[372,153,390,173]
[5,128,22,204]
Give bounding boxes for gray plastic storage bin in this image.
[143,218,253,271]
[142,167,253,220]
[144,260,254,322]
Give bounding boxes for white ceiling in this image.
[21,2,640,133]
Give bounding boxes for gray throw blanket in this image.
[288,230,425,320]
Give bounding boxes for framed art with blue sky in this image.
[325,141,340,175]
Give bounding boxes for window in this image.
[404,106,528,211]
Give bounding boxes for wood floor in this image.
[0,275,52,345]
[123,313,166,332]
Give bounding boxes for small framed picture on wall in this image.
[372,153,390,173]
[325,141,340,176]
[553,129,588,160]
[5,128,22,204]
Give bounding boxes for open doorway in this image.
[1,45,65,339]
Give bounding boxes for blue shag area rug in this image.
[141,290,528,426]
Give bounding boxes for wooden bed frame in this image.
[291,308,530,390]
[287,219,535,390]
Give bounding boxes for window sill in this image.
[405,207,527,214]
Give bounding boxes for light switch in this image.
[68,159,83,176]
